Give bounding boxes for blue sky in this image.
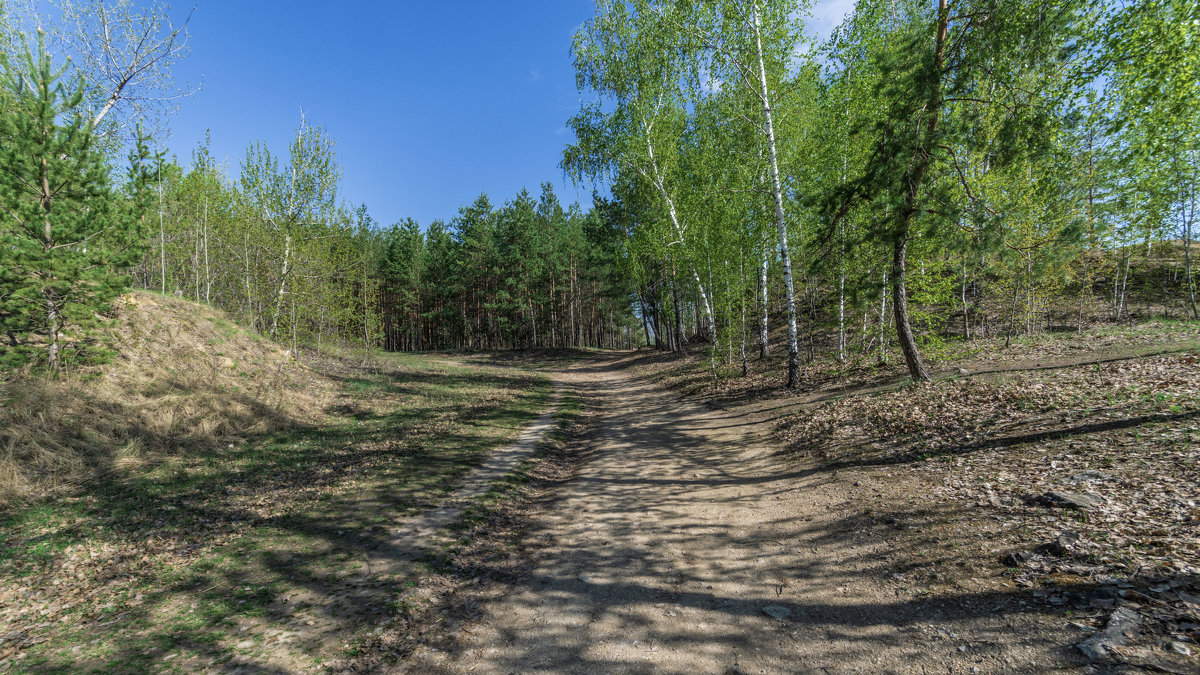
[162,1,855,227]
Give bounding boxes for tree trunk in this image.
[740,260,749,376]
[203,195,211,304]
[888,0,947,384]
[243,231,254,326]
[269,231,292,340]
[961,259,971,339]
[879,269,889,364]
[1185,155,1198,319]
[638,288,651,347]
[159,185,166,294]
[891,233,929,381]
[671,265,685,351]
[837,268,846,362]
[1005,272,1022,349]
[758,233,769,359]
[751,0,799,388]
[1118,254,1130,320]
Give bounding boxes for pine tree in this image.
[0,32,148,368]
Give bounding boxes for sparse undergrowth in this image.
[0,303,556,672]
[627,317,1200,401]
[775,349,1200,666]
[331,390,588,671]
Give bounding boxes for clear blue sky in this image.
[164,1,855,228]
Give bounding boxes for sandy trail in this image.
[369,385,564,574]
[411,353,1079,674]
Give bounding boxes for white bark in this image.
[759,231,769,358]
[203,195,211,304]
[243,231,253,322]
[879,269,889,364]
[158,183,165,294]
[751,1,800,387]
[837,268,846,362]
[269,231,291,339]
[640,124,717,339]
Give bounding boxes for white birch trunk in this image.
[243,231,253,323]
[759,232,769,358]
[641,131,717,340]
[270,231,291,339]
[838,269,846,362]
[159,185,166,294]
[879,269,889,364]
[203,195,211,304]
[751,1,800,388]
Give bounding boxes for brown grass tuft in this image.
[0,291,336,505]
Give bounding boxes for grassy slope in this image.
[0,291,336,502]
[0,296,554,672]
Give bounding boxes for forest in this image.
[0,0,1196,384]
[1,0,1198,672]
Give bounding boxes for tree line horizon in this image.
[1,0,1196,386]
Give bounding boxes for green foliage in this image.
[6,0,1194,372]
[0,33,150,368]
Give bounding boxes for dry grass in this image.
[0,291,336,505]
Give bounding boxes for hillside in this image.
[0,291,336,504]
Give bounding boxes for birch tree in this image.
[691,0,810,386]
[239,117,340,341]
[24,0,196,146]
[564,0,718,345]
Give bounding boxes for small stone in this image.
[236,640,254,649]
[1001,550,1033,567]
[957,368,969,375]
[762,605,790,620]
[1039,531,1081,557]
[1077,608,1142,660]
[1171,642,1192,656]
[1028,491,1101,511]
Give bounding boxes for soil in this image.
[395,352,1107,674]
[368,385,564,575]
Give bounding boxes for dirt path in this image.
[369,385,563,575]
[408,353,1084,674]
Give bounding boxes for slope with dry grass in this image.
[0,291,336,504]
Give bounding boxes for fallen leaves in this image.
[773,347,1200,663]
